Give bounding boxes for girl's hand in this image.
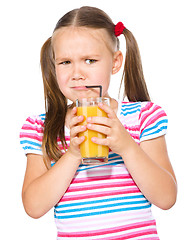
[86,103,133,157]
[67,107,86,159]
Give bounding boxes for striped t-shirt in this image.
[20,101,168,239]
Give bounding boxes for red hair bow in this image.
[114,22,126,37]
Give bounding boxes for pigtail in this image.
[40,37,67,168]
[121,28,150,102]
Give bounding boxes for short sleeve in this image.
[19,114,45,155]
[139,102,168,142]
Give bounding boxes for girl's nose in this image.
[71,63,85,81]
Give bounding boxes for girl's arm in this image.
[121,135,177,209]
[87,103,177,209]
[22,151,81,219]
[22,108,86,219]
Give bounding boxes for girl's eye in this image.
[60,61,71,65]
[85,59,97,64]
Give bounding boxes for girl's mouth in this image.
[72,86,88,90]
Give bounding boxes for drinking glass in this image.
[76,97,110,164]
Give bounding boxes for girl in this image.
[20,6,177,239]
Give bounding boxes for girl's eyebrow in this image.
[55,57,68,62]
[55,54,101,62]
[83,54,101,59]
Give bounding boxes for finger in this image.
[70,125,87,138]
[87,123,111,136]
[69,115,84,129]
[87,116,111,126]
[71,136,85,147]
[98,102,116,118]
[71,106,77,115]
[70,106,84,125]
[91,136,109,146]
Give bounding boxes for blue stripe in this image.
[120,109,141,116]
[108,152,121,158]
[121,102,141,108]
[22,146,42,152]
[140,119,168,139]
[39,113,45,121]
[20,140,41,147]
[55,195,145,209]
[120,103,141,116]
[55,195,145,208]
[77,161,124,172]
[141,119,168,134]
[54,204,151,219]
[121,103,141,112]
[55,200,149,214]
[121,104,141,111]
[141,126,167,139]
[108,155,123,162]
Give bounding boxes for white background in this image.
[1,0,184,239]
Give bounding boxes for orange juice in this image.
[77,105,109,163]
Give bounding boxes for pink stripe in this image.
[20,132,42,142]
[124,124,140,132]
[140,104,160,126]
[103,229,158,240]
[21,124,43,133]
[71,174,131,184]
[129,133,139,140]
[26,116,44,126]
[57,136,70,141]
[142,112,166,133]
[58,144,68,151]
[65,136,70,141]
[57,220,156,237]
[140,238,159,240]
[139,102,153,117]
[66,181,136,193]
[20,133,70,143]
[59,188,140,202]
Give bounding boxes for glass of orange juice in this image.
[76,97,110,165]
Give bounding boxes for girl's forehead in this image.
[53,26,107,39]
[52,26,116,53]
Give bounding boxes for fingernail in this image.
[91,137,96,142]
[87,117,92,122]
[87,123,92,128]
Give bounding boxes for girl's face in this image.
[52,27,122,102]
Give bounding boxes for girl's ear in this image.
[112,50,123,74]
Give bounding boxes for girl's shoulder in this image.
[118,101,168,142]
[19,113,46,156]
[118,101,167,118]
[25,113,46,125]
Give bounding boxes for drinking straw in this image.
[85,85,102,97]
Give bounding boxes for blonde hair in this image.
[40,6,150,167]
